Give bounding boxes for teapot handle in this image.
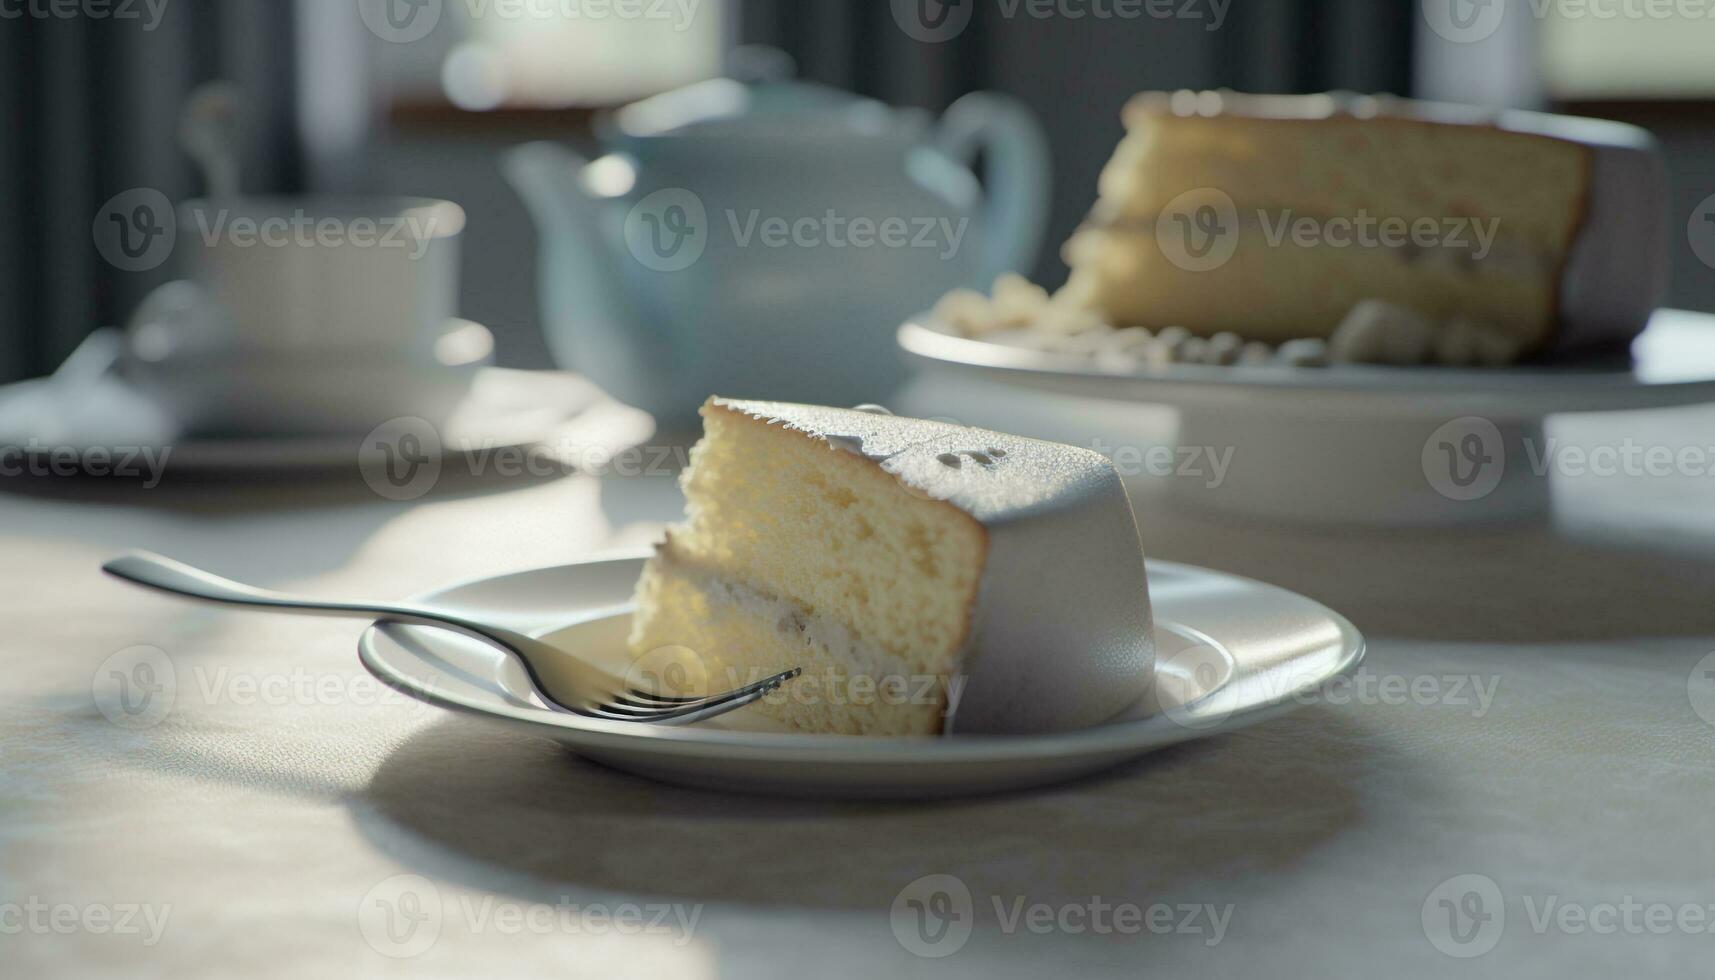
[933,92,1051,286]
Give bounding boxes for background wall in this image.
[4,0,1711,380]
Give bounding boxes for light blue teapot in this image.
[505,69,1049,427]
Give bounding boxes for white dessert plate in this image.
[357,553,1364,798]
[899,308,1715,420]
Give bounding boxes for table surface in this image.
[5,382,1715,979]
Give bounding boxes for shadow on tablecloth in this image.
[347,707,1387,912]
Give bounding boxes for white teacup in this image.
[122,195,485,436]
[173,195,465,352]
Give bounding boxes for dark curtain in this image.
[737,0,1415,286]
[0,0,302,383]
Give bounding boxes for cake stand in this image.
[897,309,1715,524]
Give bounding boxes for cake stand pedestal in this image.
[1170,410,1549,525]
[897,309,1715,526]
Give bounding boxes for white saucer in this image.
[357,553,1364,798]
[899,309,1715,524]
[0,366,653,474]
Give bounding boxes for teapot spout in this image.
[503,141,648,373]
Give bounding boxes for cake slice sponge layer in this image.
[662,400,988,678]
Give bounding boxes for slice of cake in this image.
[1058,90,1667,360]
[627,398,1154,736]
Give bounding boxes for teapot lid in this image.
[603,46,919,144]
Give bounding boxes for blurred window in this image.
[376,0,727,109]
[1540,4,1715,98]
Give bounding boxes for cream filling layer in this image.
[649,549,958,705]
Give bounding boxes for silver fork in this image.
[101,551,798,725]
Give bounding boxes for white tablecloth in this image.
[4,389,1714,978]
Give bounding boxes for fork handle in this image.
[101,550,536,654]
